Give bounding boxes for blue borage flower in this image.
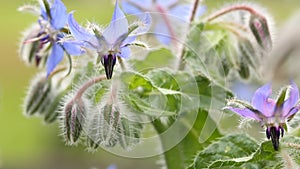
[121,0,205,45]
[224,81,300,150]
[22,0,68,77]
[63,1,151,79]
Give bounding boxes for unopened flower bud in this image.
[24,74,52,116]
[64,98,86,144]
[19,24,48,67]
[219,58,230,77]
[249,15,272,51]
[44,90,69,123]
[238,55,250,79]
[118,117,142,149]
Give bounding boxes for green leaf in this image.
[131,48,175,73]
[188,134,286,169]
[191,134,259,169]
[185,21,263,80]
[120,71,176,116]
[282,136,300,166]
[153,109,222,169]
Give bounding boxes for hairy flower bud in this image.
[219,58,230,77]
[63,98,86,144]
[238,55,250,79]
[249,14,272,51]
[44,89,69,123]
[24,74,52,116]
[85,104,120,150]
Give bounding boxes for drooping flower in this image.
[224,81,300,150]
[63,1,151,79]
[121,0,206,45]
[19,0,68,77]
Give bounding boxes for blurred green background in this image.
[0,0,299,169]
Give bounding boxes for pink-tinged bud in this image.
[249,15,272,51]
[64,98,86,144]
[19,24,49,67]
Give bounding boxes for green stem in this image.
[178,0,201,70]
[152,118,185,169]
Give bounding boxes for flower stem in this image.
[206,5,265,22]
[178,0,202,70]
[283,142,300,150]
[74,75,106,99]
[48,66,67,79]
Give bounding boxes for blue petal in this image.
[131,13,152,35]
[40,0,50,20]
[103,1,128,44]
[121,1,143,14]
[286,106,299,118]
[282,81,300,117]
[40,6,48,20]
[68,13,96,45]
[157,0,178,8]
[224,107,261,121]
[120,46,131,59]
[251,83,272,113]
[50,0,68,29]
[122,36,136,46]
[46,43,64,77]
[154,20,172,45]
[251,83,276,117]
[62,41,86,56]
[169,4,193,21]
[106,164,117,169]
[196,6,206,18]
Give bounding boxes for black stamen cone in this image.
[102,54,116,79]
[269,127,280,151]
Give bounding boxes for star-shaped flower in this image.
[121,0,205,45]
[224,81,300,150]
[21,0,68,77]
[63,1,151,79]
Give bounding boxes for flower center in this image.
[266,126,284,151]
[101,53,117,79]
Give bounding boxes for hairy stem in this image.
[283,142,300,150]
[74,75,106,99]
[178,0,202,70]
[207,5,266,22]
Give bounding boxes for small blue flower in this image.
[24,0,68,77]
[106,164,117,169]
[63,1,151,79]
[224,81,300,150]
[121,0,206,45]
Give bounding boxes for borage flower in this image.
[63,1,151,79]
[20,0,69,77]
[224,81,300,150]
[121,0,205,45]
